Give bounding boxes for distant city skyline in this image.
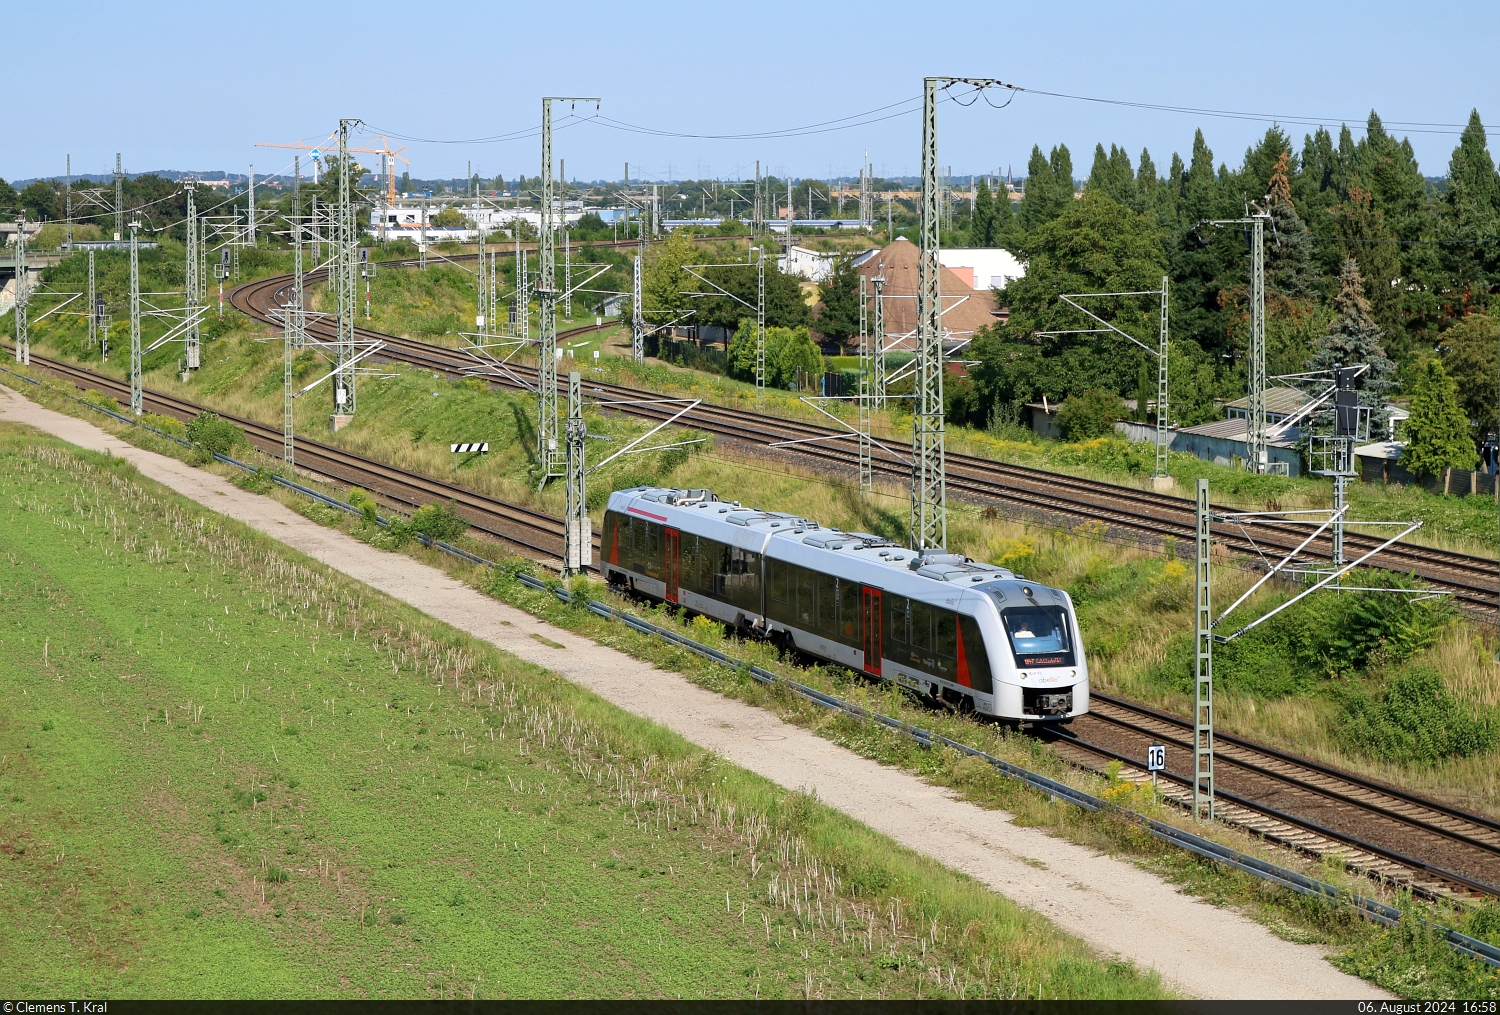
[10,0,1498,187]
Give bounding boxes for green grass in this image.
[0,427,1162,1000]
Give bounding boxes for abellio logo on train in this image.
[1022,655,1064,667]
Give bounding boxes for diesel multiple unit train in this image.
[602,487,1088,722]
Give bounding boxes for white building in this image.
[368,201,586,242]
[936,247,1025,290]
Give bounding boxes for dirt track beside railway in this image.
[0,382,1392,1001]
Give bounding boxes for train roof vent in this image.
[801,533,847,549]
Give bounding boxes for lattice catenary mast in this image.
[333,118,360,422]
[12,213,26,365]
[184,184,201,370]
[129,219,142,415]
[537,97,599,482]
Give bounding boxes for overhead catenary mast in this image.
[12,213,26,365]
[129,218,142,415]
[536,96,600,484]
[184,183,200,370]
[247,165,257,245]
[114,153,124,242]
[333,118,360,424]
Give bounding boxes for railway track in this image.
[1044,692,1500,900]
[11,350,593,568]
[9,337,1500,902]
[230,265,1499,611]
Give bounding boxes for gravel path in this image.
[0,384,1391,1000]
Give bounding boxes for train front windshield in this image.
[1000,606,1075,668]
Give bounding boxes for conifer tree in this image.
[1307,259,1397,400]
[1401,358,1476,477]
[1444,110,1500,289]
[972,178,996,245]
[1264,151,1318,299]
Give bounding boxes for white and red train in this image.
[602,487,1088,722]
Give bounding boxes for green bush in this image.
[1151,577,1455,697]
[185,411,246,457]
[1055,389,1121,442]
[1336,668,1494,763]
[409,501,469,543]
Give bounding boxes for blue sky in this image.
[10,0,1498,185]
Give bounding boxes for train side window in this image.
[910,601,932,650]
[838,579,860,644]
[959,616,994,694]
[770,559,789,603]
[816,573,836,632]
[882,596,906,659]
[935,610,957,658]
[795,566,815,628]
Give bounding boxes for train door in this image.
[664,528,680,603]
[861,586,882,676]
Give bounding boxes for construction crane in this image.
[256,134,410,204]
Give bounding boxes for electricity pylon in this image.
[537,96,600,483]
[184,184,201,370]
[129,219,142,415]
[12,213,27,365]
[247,164,257,245]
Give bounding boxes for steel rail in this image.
[1045,723,1500,900]
[227,266,1499,610]
[10,349,591,566]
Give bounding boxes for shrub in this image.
[409,501,469,542]
[1147,559,1192,609]
[1055,389,1122,442]
[1336,668,1494,763]
[347,487,380,527]
[185,412,246,457]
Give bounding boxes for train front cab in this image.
[982,590,1089,723]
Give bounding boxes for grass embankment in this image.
[0,428,1161,1000]
[12,371,1500,997]
[333,258,1500,558]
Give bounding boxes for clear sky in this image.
[9,0,1498,186]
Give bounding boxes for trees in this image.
[970,191,1166,411]
[1442,110,1500,294]
[1019,144,1073,232]
[690,257,809,332]
[1308,260,1398,431]
[19,181,59,222]
[971,178,996,246]
[1263,151,1318,299]
[1055,389,1121,441]
[641,231,699,328]
[813,253,860,343]
[1441,313,1499,436]
[727,322,821,388]
[1401,359,1476,477]
[0,178,16,216]
[430,207,467,228]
